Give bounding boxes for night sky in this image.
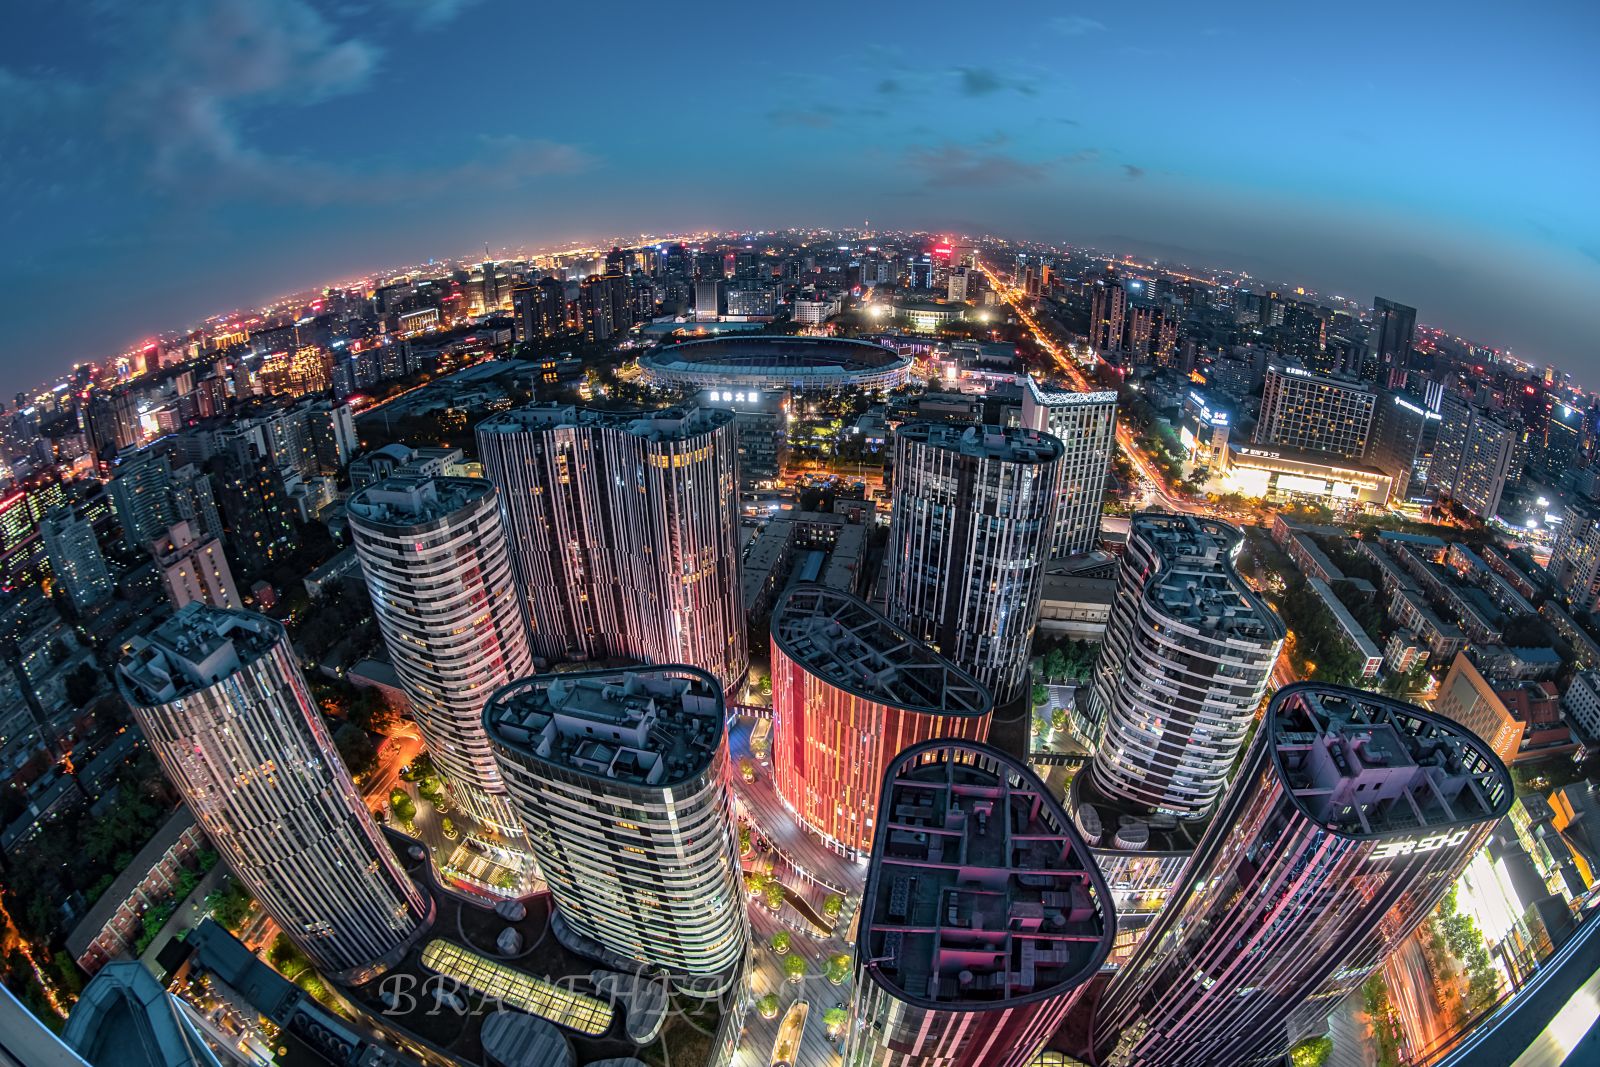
[2,0,1596,397]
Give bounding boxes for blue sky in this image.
[1,0,1596,397]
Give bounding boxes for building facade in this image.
[844,740,1114,1067]
[117,605,431,983]
[770,585,993,856]
[476,405,747,691]
[41,510,111,612]
[348,475,534,835]
[1091,684,1512,1067]
[108,451,177,550]
[150,520,240,611]
[1085,513,1284,818]
[1546,502,1600,611]
[884,423,1063,705]
[1254,364,1377,458]
[485,666,747,991]
[1019,377,1118,558]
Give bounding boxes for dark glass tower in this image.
[1090,684,1512,1067]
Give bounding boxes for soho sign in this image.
[1369,827,1473,862]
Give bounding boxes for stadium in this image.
[637,334,912,394]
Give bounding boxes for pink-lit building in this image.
[843,740,1114,1067]
[770,585,992,857]
[1090,684,1512,1067]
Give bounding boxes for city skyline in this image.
[4,10,1600,1060]
[2,2,1599,396]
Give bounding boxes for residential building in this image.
[214,456,299,574]
[40,510,111,612]
[117,605,431,983]
[485,666,747,992]
[149,520,239,611]
[347,476,533,835]
[1547,502,1600,611]
[884,423,1063,705]
[1562,671,1600,743]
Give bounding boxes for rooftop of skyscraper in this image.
[476,403,732,442]
[859,741,1112,1009]
[897,421,1064,464]
[1271,684,1513,839]
[484,666,725,788]
[1023,375,1118,406]
[772,585,992,716]
[346,474,490,529]
[1132,512,1285,642]
[116,604,279,706]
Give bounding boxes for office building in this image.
[770,585,993,856]
[108,451,177,550]
[843,739,1114,1067]
[476,404,747,691]
[1020,377,1118,557]
[149,520,240,611]
[348,476,533,835]
[117,605,431,983]
[885,423,1063,705]
[1366,387,1444,503]
[485,666,747,991]
[1254,364,1377,458]
[40,510,111,612]
[1371,296,1417,379]
[1091,684,1511,1067]
[1433,652,1525,767]
[1547,501,1600,611]
[1084,514,1284,818]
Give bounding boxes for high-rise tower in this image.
[1090,684,1512,1067]
[117,605,431,983]
[843,739,1114,1067]
[884,423,1063,705]
[1084,513,1284,818]
[1020,377,1118,558]
[40,509,111,612]
[485,666,748,991]
[476,404,747,691]
[770,585,992,856]
[347,475,534,835]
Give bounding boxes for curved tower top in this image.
[844,739,1114,1067]
[770,584,993,855]
[1091,683,1512,1067]
[347,474,534,835]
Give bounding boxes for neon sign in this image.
[1369,827,1472,862]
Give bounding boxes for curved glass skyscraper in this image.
[348,474,534,836]
[118,605,431,983]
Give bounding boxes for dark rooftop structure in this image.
[772,585,993,717]
[859,740,1114,1008]
[484,667,725,788]
[1271,685,1512,839]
